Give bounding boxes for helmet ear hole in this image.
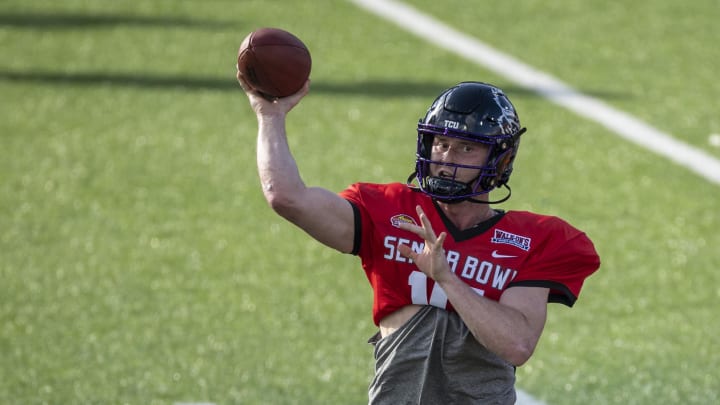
[494,146,517,187]
[417,131,434,158]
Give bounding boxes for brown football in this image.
[237,28,312,98]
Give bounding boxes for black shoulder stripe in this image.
[347,200,362,256]
[507,280,578,307]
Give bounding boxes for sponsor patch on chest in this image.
[491,229,532,251]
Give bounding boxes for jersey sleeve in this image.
[509,219,600,306]
[338,183,372,257]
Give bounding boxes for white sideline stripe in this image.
[350,0,720,186]
[516,389,549,405]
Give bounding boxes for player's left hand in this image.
[397,205,453,283]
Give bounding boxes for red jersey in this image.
[340,182,601,326]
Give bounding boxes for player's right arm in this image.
[239,75,356,254]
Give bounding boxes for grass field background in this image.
[1,0,718,404]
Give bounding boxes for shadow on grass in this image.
[0,69,629,100]
[0,69,448,98]
[0,70,236,91]
[0,11,235,29]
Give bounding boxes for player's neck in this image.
[436,200,497,231]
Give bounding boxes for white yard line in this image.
[350,0,720,186]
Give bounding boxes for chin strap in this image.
[467,184,512,204]
[437,183,511,205]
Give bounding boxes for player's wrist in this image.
[432,266,457,285]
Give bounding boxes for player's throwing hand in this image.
[237,69,310,116]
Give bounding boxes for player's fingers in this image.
[397,219,432,242]
[279,79,311,107]
[415,205,437,242]
[236,70,261,96]
[436,232,446,247]
[397,243,416,260]
[397,221,421,234]
[297,78,310,95]
[236,70,248,89]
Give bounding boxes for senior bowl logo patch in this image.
[390,214,417,228]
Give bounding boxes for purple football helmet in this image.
[412,82,526,203]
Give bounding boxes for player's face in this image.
[429,135,489,182]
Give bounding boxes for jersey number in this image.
[408,271,485,308]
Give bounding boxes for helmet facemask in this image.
[415,125,519,203]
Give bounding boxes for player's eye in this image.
[432,139,450,150]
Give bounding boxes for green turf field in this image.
[1,0,718,404]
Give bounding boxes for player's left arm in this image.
[436,277,549,366]
[397,205,549,366]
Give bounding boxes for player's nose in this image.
[438,147,460,163]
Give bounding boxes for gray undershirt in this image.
[368,306,516,405]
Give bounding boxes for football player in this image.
[238,76,600,404]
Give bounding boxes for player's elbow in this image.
[505,341,537,366]
[472,332,536,366]
[507,349,533,367]
[265,191,297,217]
[264,189,311,226]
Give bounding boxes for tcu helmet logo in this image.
[443,120,460,129]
